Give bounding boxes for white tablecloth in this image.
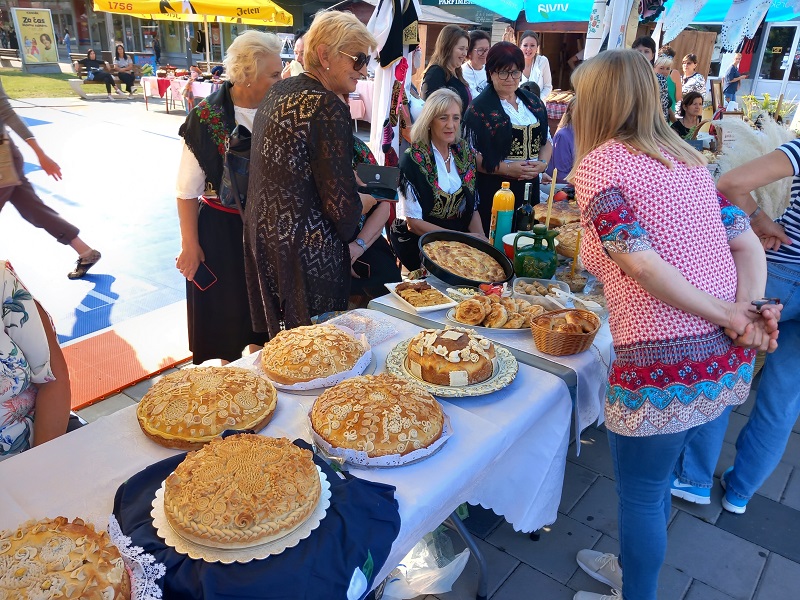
[0,310,572,588]
[369,280,611,438]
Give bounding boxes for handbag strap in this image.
[224,138,246,222]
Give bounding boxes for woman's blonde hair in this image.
[654,55,673,71]
[425,24,468,83]
[410,88,463,146]
[304,10,377,73]
[224,30,282,85]
[568,49,705,181]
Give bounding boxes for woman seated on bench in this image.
[113,44,137,96]
[75,49,122,100]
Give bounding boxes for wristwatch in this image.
[355,238,367,251]
[749,206,762,219]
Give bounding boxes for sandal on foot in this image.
[68,250,101,279]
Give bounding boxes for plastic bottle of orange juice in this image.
[489,181,515,251]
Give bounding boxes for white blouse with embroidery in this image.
[398,145,462,220]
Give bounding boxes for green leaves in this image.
[2,288,33,328]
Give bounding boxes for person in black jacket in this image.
[75,49,122,100]
[421,24,470,115]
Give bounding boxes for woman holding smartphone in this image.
[390,89,484,271]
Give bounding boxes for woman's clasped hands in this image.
[724,302,782,353]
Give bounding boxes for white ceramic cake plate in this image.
[385,339,518,398]
[151,466,331,564]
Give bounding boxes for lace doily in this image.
[326,309,399,347]
[310,413,453,468]
[151,467,331,563]
[662,0,705,43]
[108,514,166,600]
[719,0,772,52]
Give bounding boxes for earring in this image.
[326,67,330,70]
[247,82,251,87]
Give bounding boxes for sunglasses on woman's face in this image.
[340,50,370,71]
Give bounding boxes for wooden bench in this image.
[68,58,142,100]
[0,48,20,67]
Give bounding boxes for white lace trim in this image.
[108,513,166,600]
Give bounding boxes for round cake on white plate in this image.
[259,324,367,385]
[0,516,130,600]
[406,327,496,387]
[163,434,321,549]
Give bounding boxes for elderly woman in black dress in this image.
[175,31,283,364]
[244,11,377,336]
[463,42,552,236]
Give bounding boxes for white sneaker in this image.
[576,549,623,590]
[107,94,114,100]
[574,590,621,600]
[115,88,125,96]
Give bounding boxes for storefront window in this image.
[163,20,183,54]
[759,26,797,81]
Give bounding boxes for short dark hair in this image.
[468,29,490,55]
[632,36,656,57]
[520,80,540,97]
[294,29,307,41]
[485,41,524,78]
[679,91,703,116]
[659,44,676,58]
[683,53,698,64]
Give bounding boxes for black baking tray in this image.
[418,231,514,287]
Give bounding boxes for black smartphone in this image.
[357,164,401,201]
[193,262,218,291]
[353,259,371,279]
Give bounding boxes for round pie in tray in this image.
[137,366,277,450]
[164,434,321,549]
[260,324,367,385]
[406,327,496,386]
[310,373,444,457]
[0,516,130,600]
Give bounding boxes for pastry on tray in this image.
[0,516,130,599]
[310,373,444,457]
[407,327,497,386]
[534,201,581,228]
[137,366,277,450]
[423,240,506,282]
[534,311,599,334]
[260,324,367,385]
[164,434,321,549]
[394,281,450,307]
[453,295,544,329]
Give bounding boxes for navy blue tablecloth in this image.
[113,441,400,600]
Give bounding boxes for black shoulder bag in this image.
[219,124,251,217]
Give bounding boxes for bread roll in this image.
[565,311,597,333]
[483,305,508,328]
[503,312,525,328]
[554,323,583,334]
[455,299,486,326]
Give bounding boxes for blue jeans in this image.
[609,424,707,600]
[676,260,800,499]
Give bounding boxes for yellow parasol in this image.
[93,0,292,26]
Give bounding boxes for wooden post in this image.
[775,94,784,122]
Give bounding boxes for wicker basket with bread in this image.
[531,309,601,356]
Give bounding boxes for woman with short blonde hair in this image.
[244,10,381,334]
[421,24,470,114]
[570,49,776,600]
[174,29,283,364]
[390,89,484,270]
[224,30,283,87]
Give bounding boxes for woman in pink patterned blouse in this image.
[568,50,780,600]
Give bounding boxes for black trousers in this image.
[388,219,422,272]
[118,71,135,92]
[92,71,116,93]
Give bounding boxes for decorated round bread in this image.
[164,434,321,549]
[137,366,277,450]
[0,516,130,600]
[310,373,444,457]
[406,327,496,387]
[260,324,367,385]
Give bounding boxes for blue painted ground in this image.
[0,97,189,343]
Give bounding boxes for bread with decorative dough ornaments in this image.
[310,373,444,457]
[164,434,321,549]
[137,366,277,450]
[406,327,496,386]
[260,324,367,385]
[0,516,130,600]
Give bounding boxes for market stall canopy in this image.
[467,0,593,22]
[125,11,290,27]
[92,0,292,26]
